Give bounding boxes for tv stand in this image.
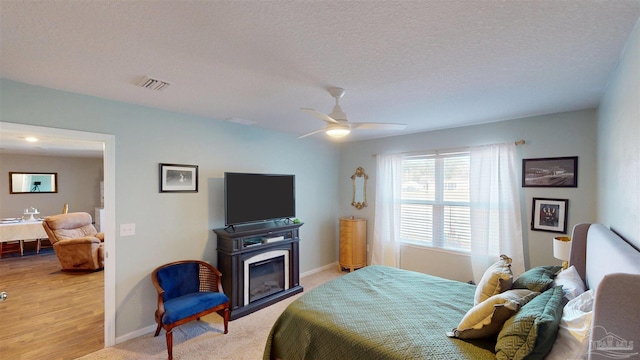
[214,221,304,320]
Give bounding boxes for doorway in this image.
[0,121,116,348]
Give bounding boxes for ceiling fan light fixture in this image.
[300,87,404,139]
[326,127,351,138]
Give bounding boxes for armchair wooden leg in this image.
[223,307,229,334]
[165,329,173,360]
[154,323,162,337]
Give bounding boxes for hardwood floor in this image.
[0,244,104,360]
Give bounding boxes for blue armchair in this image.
[152,260,230,360]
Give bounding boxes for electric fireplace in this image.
[244,249,289,305]
[214,221,303,320]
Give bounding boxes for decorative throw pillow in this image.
[553,265,586,302]
[495,286,564,360]
[474,255,514,305]
[511,265,562,293]
[449,289,539,339]
[545,290,594,360]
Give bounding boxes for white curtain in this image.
[371,153,403,267]
[470,143,525,282]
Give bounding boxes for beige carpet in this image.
[77,266,344,360]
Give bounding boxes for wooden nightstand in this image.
[339,217,367,272]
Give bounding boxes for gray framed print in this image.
[522,156,577,187]
[159,163,198,193]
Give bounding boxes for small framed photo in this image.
[159,163,198,193]
[522,156,578,187]
[531,198,568,233]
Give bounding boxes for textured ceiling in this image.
[1,0,639,151]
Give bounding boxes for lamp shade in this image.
[553,236,571,261]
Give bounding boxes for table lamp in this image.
[553,236,571,270]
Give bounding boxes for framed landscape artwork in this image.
[531,198,568,233]
[522,156,578,187]
[159,163,198,193]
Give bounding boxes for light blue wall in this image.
[597,19,640,248]
[339,110,598,281]
[0,79,340,337]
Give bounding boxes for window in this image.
[400,151,471,251]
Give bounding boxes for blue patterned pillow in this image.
[495,286,564,360]
[512,266,562,293]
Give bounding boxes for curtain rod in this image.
[372,139,526,158]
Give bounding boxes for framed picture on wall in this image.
[531,198,568,233]
[522,156,578,187]
[159,163,198,193]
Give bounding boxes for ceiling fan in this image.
[298,87,407,139]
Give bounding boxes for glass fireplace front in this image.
[244,249,289,305]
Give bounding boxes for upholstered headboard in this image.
[568,223,640,359]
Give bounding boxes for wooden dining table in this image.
[0,220,48,256]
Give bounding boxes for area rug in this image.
[77,266,343,360]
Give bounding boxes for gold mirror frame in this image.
[351,167,368,209]
[9,172,58,194]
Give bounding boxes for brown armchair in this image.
[42,212,104,271]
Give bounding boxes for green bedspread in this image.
[264,265,496,360]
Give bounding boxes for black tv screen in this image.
[224,172,295,226]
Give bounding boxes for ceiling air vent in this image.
[136,76,170,91]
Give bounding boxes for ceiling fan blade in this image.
[297,128,327,139]
[350,122,407,130]
[301,108,339,124]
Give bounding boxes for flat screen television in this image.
[224,172,295,226]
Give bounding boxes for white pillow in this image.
[553,265,586,301]
[450,289,539,339]
[545,290,593,360]
[474,255,513,305]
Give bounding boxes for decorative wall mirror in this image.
[351,167,368,209]
[9,172,58,194]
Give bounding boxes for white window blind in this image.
[400,151,471,251]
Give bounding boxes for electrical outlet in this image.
[120,223,136,236]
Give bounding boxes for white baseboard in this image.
[116,324,156,344]
[115,262,339,345]
[301,262,338,278]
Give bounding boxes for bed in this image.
[264,223,640,360]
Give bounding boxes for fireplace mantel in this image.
[214,221,303,320]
